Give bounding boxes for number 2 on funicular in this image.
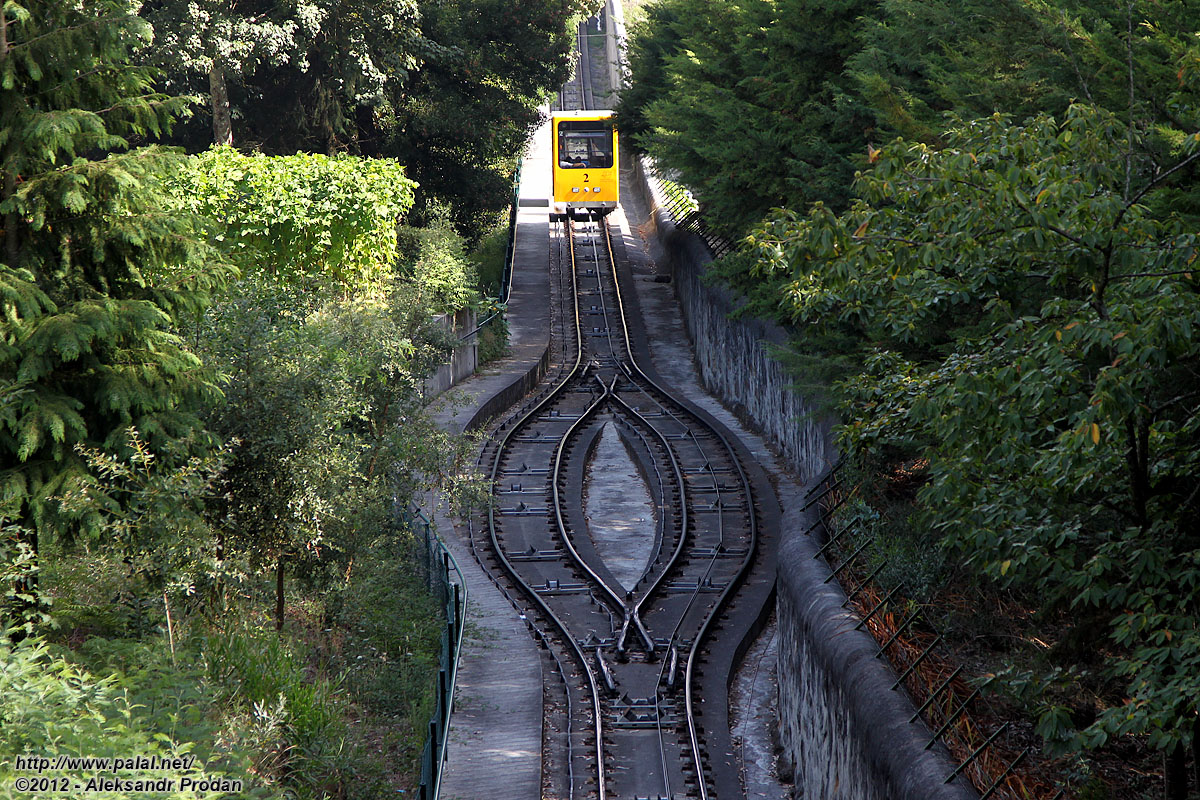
[583,173,590,182]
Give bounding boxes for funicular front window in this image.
[558,120,613,169]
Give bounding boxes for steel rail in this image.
[581,217,710,800]
[549,373,633,616]
[577,20,594,110]
[481,209,760,799]
[610,404,674,594]
[484,217,608,800]
[570,216,737,798]
[601,218,761,800]
[583,219,694,616]
[545,370,682,797]
[585,219,742,677]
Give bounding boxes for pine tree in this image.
[0,0,228,581]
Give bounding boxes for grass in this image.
[36,537,444,800]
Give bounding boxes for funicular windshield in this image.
[558,120,613,169]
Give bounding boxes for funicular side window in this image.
[558,120,613,169]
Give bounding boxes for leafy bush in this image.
[171,147,417,293]
[202,619,356,796]
[468,220,511,297]
[325,536,442,756]
[0,632,269,800]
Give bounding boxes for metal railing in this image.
[642,160,735,259]
[458,159,521,343]
[805,465,1040,799]
[402,507,467,800]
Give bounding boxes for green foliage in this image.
[172,147,417,294]
[847,0,1200,218]
[1,1,228,551]
[143,0,423,146]
[378,0,599,227]
[750,106,1200,755]
[188,263,480,619]
[621,0,1200,236]
[0,531,51,636]
[144,0,318,90]
[199,609,425,797]
[0,631,267,800]
[395,212,480,314]
[54,429,227,602]
[147,0,598,225]
[204,620,345,748]
[468,219,511,297]
[476,315,509,365]
[619,0,878,233]
[324,536,442,759]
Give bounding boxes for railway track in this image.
[454,15,777,797]
[559,18,596,111]
[467,215,766,799]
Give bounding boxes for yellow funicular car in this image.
[551,110,619,219]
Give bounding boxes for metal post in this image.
[925,679,993,749]
[943,722,1010,782]
[429,719,441,788]
[843,562,887,605]
[891,634,944,690]
[977,746,1030,800]
[909,665,964,723]
[824,539,872,584]
[812,517,860,559]
[800,477,843,512]
[854,584,904,631]
[875,608,922,657]
[803,460,845,498]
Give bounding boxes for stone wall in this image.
[631,161,833,483]
[776,526,976,800]
[628,154,977,800]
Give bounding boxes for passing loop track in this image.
[471,215,763,799]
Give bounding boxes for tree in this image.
[746,106,1200,788]
[619,0,881,234]
[172,149,477,629]
[377,0,598,227]
[0,0,227,591]
[158,0,599,224]
[847,0,1200,219]
[184,0,427,152]
[142,0,314,145]
[620,0,1200,238]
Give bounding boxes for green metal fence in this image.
[402,507,467,800]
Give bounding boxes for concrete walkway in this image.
[434,114,555,800]
[433,506,542,800]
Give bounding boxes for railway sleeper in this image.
[664,579,726,593]
[497,505,550,515]
[508,546,567,562]
[686,545,749,558]
[692,501,748,513]
[534,579,589,594]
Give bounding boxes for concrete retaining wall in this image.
[423,308,478,399]
[631,161,833,483]
[628,154,977,800]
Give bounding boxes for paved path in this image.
[434,113,554,800]
[434,506,542,800]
